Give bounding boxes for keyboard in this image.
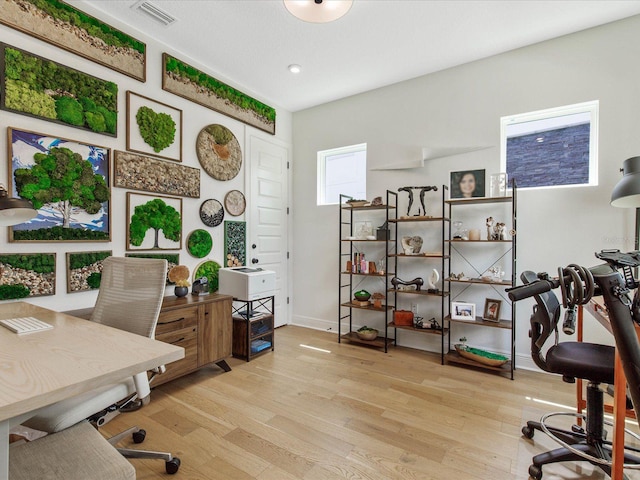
[0,316,53,334]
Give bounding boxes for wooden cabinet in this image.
[232,296,274,361]
[65,293,233,386]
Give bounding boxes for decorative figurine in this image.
[486,217,494,240]
[398,186,438,216]
[391,276,424,291]
[401,235,423,254]
[371,196,383,206]
[427,268,440,293]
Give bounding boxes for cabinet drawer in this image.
[156,306,198,335]
[155,326,198,384]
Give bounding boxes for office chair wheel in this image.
[166,457,181,474]
[132,429,146,444]
[522,425,534,439]
[528,464,542,480]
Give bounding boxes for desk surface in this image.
[0,302,184,423]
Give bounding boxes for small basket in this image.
[357,329,378,340]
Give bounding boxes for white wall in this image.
[0,7,292,312]
[291,15,640,369]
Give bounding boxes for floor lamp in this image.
[611,156,640,253]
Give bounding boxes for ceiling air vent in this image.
[132,0,177,26]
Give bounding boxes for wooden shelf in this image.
[389,216,449,223]
[446,277,512,286]
[447,239,512,243]
[342,205,395,211]
[341,331,395,348]
[445,196,512,205]
[340,301,393,311]
[388,289,449,298]
[388,322,449,336]
[445,350,512,373]
[389,253,449,259]
[341,239,392,242]
[341,271,394,277]
[444,315,512,329]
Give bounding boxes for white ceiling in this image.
[83,0,640,112]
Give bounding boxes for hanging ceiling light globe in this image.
[284,0,353,23]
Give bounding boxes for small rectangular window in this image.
[500,101,598,190]
[317,143,367,205]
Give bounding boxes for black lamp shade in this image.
[611,157,640,208]
[0,186,37,226]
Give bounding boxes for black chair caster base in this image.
[522,425,535,439]
[132,429,146,444]
[166,457,181,474]
[529,464,542,480]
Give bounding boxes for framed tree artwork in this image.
[8,128,111,242]
[66,251,111,293]
[0,253,56,299]
[126,91,182,162]
[126,192,182,251]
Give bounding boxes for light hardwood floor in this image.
[101,326,576,480]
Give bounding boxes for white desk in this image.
[0,302,184,480]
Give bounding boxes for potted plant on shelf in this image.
[168,265,190,297]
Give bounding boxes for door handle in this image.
[252,258,259,264]
[252,244,257,249]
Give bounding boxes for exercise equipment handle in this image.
[507,279,557,302]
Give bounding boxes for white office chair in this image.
[23,256,181,474]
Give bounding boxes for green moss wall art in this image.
[1,44,118,136]
[0,253,56,299]
[0,0,146,81]
[66,250,111,293]
[162,53,276,135]
[8,128,111,242]
[187,229,212,258]
[126,91,182,162]
[224,221,246,267]
[193,260,221,293]
[126,192,182,251]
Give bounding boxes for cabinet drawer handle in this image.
[169,337,186,345]
[159,317,186,325]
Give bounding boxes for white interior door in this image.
[248,134,290,327]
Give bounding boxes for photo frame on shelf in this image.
[126,91,182,162]
[451,301,476,321]
[0,0,146,81]
[125,253,180,285]
[483,298,502,322]
[8,127,111,242]
[114,151,199,198]
[1,44,118,136]
[0,253,56,299]
[66,251,112,293]
[126,192,182,251]
[449,169,486,199]
[163,53,275,135]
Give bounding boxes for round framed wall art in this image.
[196,124,242,181]
[199,199,224,227]
[224,190,246,216]
[187,229,213,258]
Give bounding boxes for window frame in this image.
[317,143,367,206]
[500,100,599,191]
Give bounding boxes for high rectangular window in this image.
[317,143,367,205]
[500,101,598,189]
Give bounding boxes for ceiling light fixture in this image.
[288,64,302,74]
[284,0,353,23]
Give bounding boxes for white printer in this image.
[218,267,276,301]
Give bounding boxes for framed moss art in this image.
[224,221,246,267]
[114,151,200,198]
[196,125,242,181]
[193,259,221,293]
[163,53,276,135]
[0,253,56,299]
[66,250,111,293]
[0,0,146,81]
[187,229,213,258]
[0,44,118,136]
[126,91,182,162]
[8,128,111,242]
[126,192,182,251]
[125,253,180,285]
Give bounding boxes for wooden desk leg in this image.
[613,352,626,480]
[0,419,9,480]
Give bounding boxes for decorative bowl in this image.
[354,290,371,301]
[454,344,508,367]
[347,200,368,207]
[357,329,378,340]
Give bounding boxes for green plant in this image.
[205,124,233,145]
[129,199,181,248]
[14,147,109,228]
[55,96,84,126]
[187,229,212,258]
[0,254,55,274]
[86,272,102,289]
[69,251,110,269]
[194,261,220,292]
[0,284,30,300]
[4,79,57,118]
[11,226,109,241]
[136,106,176,152]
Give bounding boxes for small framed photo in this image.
[450,169,486,199]
[451,302,476,321]
[483,298,502,322]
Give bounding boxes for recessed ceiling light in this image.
[288,64,302,74]
[284,0,353,23]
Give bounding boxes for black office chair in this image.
[517,268,640,479]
